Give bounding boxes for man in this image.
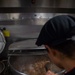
[36,15,75,75]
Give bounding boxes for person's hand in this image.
[46,70,58,75]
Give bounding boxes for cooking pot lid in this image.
[9,39,45,50]
[0,30,6,53]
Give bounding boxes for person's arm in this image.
[46,70,57,75]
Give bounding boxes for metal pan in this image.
[8,55,64,75]
[8,55,50,75]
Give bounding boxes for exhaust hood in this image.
[0,0,75,13]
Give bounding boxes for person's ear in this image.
[45,45,60,57]
[45,45,52,54]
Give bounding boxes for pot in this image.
[8,55,64,75]
[8,55,50,75]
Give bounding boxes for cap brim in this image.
[36,26,50,46]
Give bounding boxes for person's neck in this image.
[61,58,75,71]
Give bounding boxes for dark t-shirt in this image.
[65,68,75,75]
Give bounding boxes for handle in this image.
[45,62,51,72]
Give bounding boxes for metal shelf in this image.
[0,7,75,13]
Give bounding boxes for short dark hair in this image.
[48,40,75,59]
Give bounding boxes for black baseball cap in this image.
[36,15,75,46]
